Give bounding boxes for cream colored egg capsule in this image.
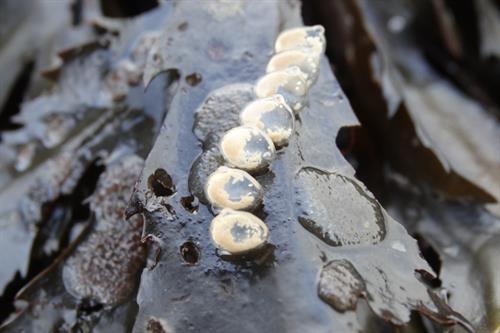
[275,25,326,55]
[266,49,320,87]
[255,66,307,112]
[205,166,263,211]
[240,95,295,146]
[220,126,275,172]
[210,209,269,255]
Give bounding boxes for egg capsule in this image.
[220,126,275,172]
[210,209,269,255]
[267,49,320,87]
[240,95,295,146]
[205,166,263,211]
[275,25,326,55]
[255,66,307,112]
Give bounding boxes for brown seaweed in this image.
[1,0,498,332]
[126,1,471,332]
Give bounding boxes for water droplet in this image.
[295,167,386,246]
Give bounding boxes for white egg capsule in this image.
[255,66,307,112]
[240,95,295,147]
[275,25,326,55]
[220,126,275,173]
[266,49,320,87]
[205,166,263,211]
[210,208,269,255]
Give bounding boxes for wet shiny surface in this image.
[0,0,484,332]
[295,167,385,246]
[125,1,462,330]
[210,209,269,255]
[275,25,326,55]
[255,66,308,112]
[205,166,263,211]
[267,49,320,87]
[220,126,276,172]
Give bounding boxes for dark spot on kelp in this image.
[185,72,202,86]
[180,241,200,264]
[177,22,188,31]
[180,195,199,213]
[78,298,104,315]
[148,169,176,197]
[146,317,171,333]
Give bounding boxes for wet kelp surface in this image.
[0,0,498,332]
[304,0,500,332]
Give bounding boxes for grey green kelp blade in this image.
[128,1,470,332]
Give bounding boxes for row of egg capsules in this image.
[206,25,326,256]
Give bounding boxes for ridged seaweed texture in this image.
[127,1,471,332]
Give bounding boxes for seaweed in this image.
[1,0,498,332]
